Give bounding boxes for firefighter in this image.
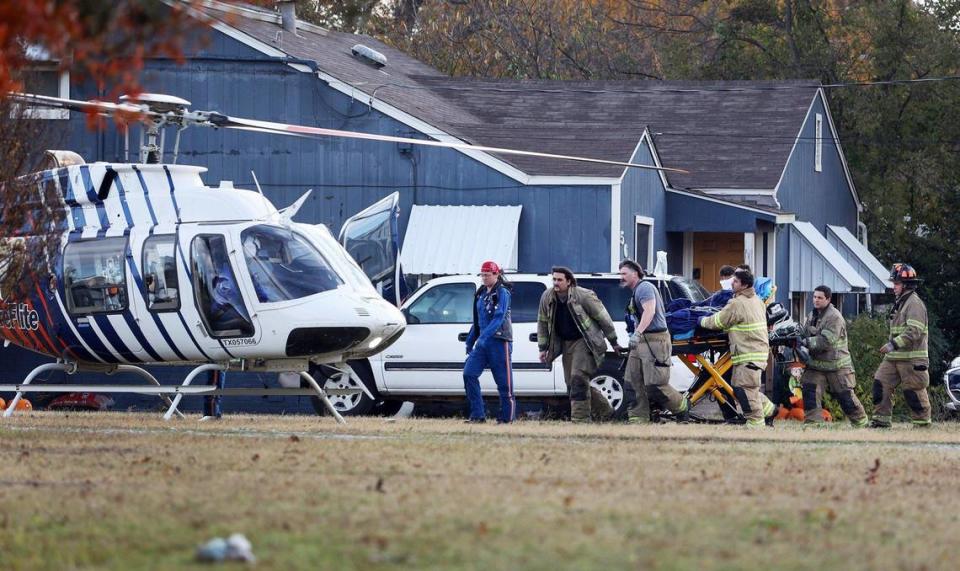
[872,264,931,428]
[619,259,689,423]
[798,285,868,426]
[463,261,516,424]
[537,266,623,422]
[698,268,777,427]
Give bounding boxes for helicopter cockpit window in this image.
[190,234,254,338]
[142,235,180,312]
[240,225,344,303]
[63,237,129,315]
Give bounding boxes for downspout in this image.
[858,220,872,312]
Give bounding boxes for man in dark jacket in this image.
[463,261,516,423]
[537,266,622,422]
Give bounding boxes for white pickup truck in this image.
[313,272,708,418]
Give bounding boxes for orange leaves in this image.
[0,0,206,100]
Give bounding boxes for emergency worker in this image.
[719,265,735,291]
[799,285,868,426]
[619,259,689,423]
[463,261,516,424]
[537,266,622,422]
[698,268,777,427]
[872,264,931,427]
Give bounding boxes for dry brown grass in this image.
[2,412,959,570]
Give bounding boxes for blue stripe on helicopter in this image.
[132,166,159,226]
[91,315,141,363]
[34,287,98,363]
[79,165,110,234]
[130,169,191,360]
[124,247,187,362]
[104,171,168,362]
[163,166,181,221]
[59,168,87,229]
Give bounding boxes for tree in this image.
[0,1,203,296]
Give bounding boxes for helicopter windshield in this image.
[241,225,344,303]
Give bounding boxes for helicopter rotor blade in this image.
[210,114,689,174]
[5,92,149,117]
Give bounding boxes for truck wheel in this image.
[590,373,630,418]
[306,360,377,416]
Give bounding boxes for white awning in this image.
[399,205,522,275]
[788,222,869,293]
[826,225,892,294]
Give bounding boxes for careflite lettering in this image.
[0,302,40,331]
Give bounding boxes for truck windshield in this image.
[241,225,344,303]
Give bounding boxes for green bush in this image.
[839,311,954,422]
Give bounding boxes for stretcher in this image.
[671,332,743,423]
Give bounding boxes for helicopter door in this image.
[188,232,259,353]
[339,192,406,306]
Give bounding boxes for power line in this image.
[334,75,960,97]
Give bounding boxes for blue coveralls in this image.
[463,285,516,422]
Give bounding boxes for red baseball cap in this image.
[480,260,500,274]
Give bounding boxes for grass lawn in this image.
[1,412,958,570]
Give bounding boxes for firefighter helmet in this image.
[890,263,920,285]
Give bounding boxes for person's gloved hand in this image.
[879,342,895,355]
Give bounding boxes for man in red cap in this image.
[463,260,516,423]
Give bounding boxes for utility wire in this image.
[331,75,960,96]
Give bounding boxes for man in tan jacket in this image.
[799,285,868,426]
[699,268,776,427]
[873,263,931,427]
[538,266,622,422]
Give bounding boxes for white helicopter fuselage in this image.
[0,162,405,370]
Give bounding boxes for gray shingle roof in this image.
[204,4,820,192]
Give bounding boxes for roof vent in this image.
[351,44,387,68]
[277,0,297,33]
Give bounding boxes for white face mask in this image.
[719,277,734,290]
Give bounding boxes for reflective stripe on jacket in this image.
[698,287,769,367]
[803,303,853,372]
[886,290,928,363]
[537,286,618,367]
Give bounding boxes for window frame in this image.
[62,236,131,317]
[141,234,181,313]
[190,233,255,339]
[16,46,70,120]
[405,282,477,325]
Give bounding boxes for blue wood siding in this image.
[665,193,774,232]
[775,94,859,235]
[620,139,667,265]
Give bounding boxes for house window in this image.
[142,235,180,312]
[635,215,654,269]
[18,45,70,120]
[63,237,129,315]
[815,113,823,173]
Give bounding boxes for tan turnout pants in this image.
[801,368,867,424]
[624,331,683,420]
[873,360,931,425]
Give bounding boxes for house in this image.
[6,0,890,409]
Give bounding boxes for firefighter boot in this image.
[570,399,592,423]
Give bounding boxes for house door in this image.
[693,232,744,292]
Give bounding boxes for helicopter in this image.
[0,92,684,423]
